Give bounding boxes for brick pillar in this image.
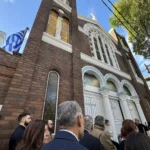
[71,0,84,112]
[0,0,52,149]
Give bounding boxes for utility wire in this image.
[107,0,147,46]
[101,0,144,46]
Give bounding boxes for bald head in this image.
[84,115,93,132]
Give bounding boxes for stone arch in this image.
[82,66,105,88]
[105,73,122,92]
[121,80,137,96]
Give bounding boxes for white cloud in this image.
[4,0,15,3]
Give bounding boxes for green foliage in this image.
[109,0,150,58]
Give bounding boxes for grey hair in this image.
[57,101,82,127]
[95,116,105,127]
[84,115,93,129]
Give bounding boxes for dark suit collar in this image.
[55,131,79,142]
[84,129,90,134]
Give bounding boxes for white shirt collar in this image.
[60,129,79,141]
[84,128,90,134]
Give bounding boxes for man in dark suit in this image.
[9,112,32,150]
[41,101,88,150]
[80,115,102,150]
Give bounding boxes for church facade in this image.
[0,0,150,148]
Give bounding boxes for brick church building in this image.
[0,0,150,149]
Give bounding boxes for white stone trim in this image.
[105,73,122,93]
[81,53,131,80]
[136,77,144,85]
[42,32,72,53]
[53,0,72,12]
[78,26,88,35]
[121,80,137,96]
[0,105,2,111]
[78,15,118,45]
[83,23,120,70]
[115,50,122,56]
[82,65,105,87]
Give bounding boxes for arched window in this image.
[123,85,131,96]
[107,80,118,92]
[47,11,58,36]
[43,71,59,133]
[94,37,101,60]
[84,73,100,88]
[61,18,69,43]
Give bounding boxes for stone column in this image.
[118,93,132,120]
[133,98,147,124]
[101,90,118,141]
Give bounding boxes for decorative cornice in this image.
[80,53,131,80]
[42,32,72,53]
[136,77,144,85]
[53,0,72,12]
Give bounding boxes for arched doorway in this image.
[82,66,105,121]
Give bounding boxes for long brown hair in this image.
[16,119,46,150]
[121,119,137,138]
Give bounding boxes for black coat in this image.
[80,130,102,150]
[120,140,125,150]
[9,125,25,150]
[41,131,88,150]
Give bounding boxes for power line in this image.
[101,0,143,45]
[101,0,150,56]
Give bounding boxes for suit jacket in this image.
[41,131,88,150]
[80,129,102,150]
[91,125,117,150]
[9,125,25,150]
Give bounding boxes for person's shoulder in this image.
[41,142,51,150]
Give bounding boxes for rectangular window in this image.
[105,44,113,66]
[47,11,58,36]
[61,18,69,43]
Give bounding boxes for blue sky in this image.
[0,0,149,78]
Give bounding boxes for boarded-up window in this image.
[47,11,58,36]
[43,72,59,133]
[61,18,69,43]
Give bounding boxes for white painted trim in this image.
[78,15,118,45]
[53,0,72,12]
[136,77,144,85]
[0,105,2,111]
[78,26,88,35]
[121,80,137,96]
[42,32,72,53]
[105,73,122,93]
[80,53,131,80]
[115,50,122,56]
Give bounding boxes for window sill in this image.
[53,0,72,12]
[42,32,72,53]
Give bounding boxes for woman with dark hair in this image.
[125,132,150,150]
[16,119,51,150]
[120,120,138,150]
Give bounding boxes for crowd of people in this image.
[9,101,150,150]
